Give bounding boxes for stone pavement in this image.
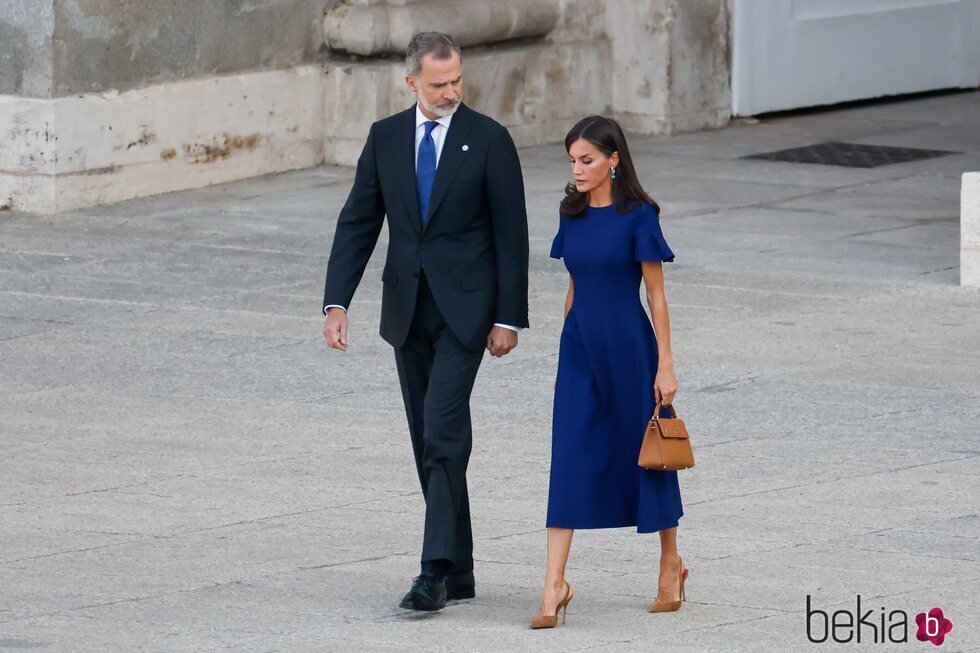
[1,90,979,652]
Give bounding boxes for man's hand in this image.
[323,308,349,351]
[486,326,518,358]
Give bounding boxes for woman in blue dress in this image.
[530,116,687,629]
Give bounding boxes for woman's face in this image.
[568,138,619,196]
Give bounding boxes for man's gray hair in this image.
[406,32,462,77]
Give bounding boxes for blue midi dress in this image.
[546,201,683,533]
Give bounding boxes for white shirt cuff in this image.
[324,305,516,332]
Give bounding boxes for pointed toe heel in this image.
[530,582,573,629]
[649,560,689,613]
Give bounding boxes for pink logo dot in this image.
[915,607,953,646]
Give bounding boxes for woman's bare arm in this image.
[641,261,677,404]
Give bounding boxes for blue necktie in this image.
[416,120,439,229]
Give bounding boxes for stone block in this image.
[0,66,325,214]
[961,172,980,286]
[324,0,561,56]
[607,0,730,135]
[0,0,55,97]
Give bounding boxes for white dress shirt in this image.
[414,103,453,170]
[325,104,521,334]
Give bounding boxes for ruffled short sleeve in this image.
[634,204,675,262]
[549,217,565,259]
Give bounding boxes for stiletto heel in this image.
[530,581,573,629]
[649,557,689,613]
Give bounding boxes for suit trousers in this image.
[393,270,485,572]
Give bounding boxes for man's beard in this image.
[418,93,460,118]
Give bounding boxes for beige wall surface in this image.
[1,0,733,212]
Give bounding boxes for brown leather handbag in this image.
[638,402,695,471]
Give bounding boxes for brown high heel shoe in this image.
[649,557,689,613]
[530,581,574,629]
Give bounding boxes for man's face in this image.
[406,50,463,119]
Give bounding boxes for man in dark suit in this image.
[321,31,529,611]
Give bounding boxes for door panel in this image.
[732,0,980,116]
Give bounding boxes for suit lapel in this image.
[424,103,477,229]
[395,106,422,235]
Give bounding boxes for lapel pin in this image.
[462,145,469,151]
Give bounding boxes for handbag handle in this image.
[653,401,677,420]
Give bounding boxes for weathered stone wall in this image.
[322,0,732,163]
[550,0,606,43]
[608,0,731,134]
[0,0,56,96]
[1,0,734,212]
[323,0,561,55]
[1,0,330,98]
[0,66,324,213]
[323,38,611,165]
[664,0,731,132]
[321,0,621,164]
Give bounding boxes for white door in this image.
[731,0,980,116]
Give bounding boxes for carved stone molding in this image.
[324,0,561,56]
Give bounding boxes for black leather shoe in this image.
[399,575,447,611]
[445,571,476,600]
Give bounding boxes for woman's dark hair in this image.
[560,115,660,217]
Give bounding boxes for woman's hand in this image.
[654,363,678,406]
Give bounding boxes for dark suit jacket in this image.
[322,102,530,352]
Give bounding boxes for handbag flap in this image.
[656,417,689,439]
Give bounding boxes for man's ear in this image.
[405,75,417,93]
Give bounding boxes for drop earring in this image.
[610,166,617,180]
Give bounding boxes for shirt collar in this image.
[415,103,454,131]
